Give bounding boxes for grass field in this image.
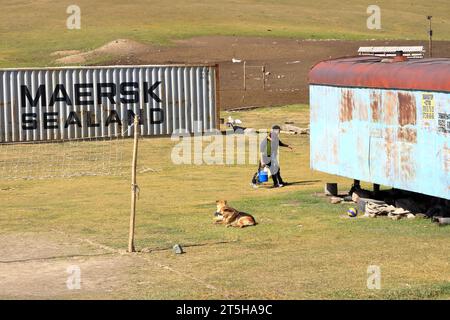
[1,105,449,299]
[1,0,450,67]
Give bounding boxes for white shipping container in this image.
[0,64,219,142]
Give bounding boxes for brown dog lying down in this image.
[214,200,257,228]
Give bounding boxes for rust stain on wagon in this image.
[383,91,398,125]
[399,143,415,183]
[370,91,381,122]
[331,137,338,164]
[398,92,417,126]
[398,127,417,143]
[356,98,368,121]
[340,90,354,122]
[384,127,399,178]
[444,145,450,173]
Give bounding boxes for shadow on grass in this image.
[286,180,321,186]
[0,252,114,264]
[256,180,321,189]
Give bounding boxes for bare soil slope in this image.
[55,36,450,109]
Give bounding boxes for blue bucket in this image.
[258,171,268,183]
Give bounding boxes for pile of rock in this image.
[364,201,419,220]
[327,186,449,223]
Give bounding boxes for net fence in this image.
[0,135,128,180]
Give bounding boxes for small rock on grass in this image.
[173,244,184,254]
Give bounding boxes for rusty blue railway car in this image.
[309,55,450,199]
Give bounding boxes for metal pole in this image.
[427,16,433,58]
[243,61,247,91]
[128,116,139,253]
[262,65,266,91]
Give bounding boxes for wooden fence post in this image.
[128,116,140,253]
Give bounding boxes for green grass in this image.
[0,0,449,67]
[0,104,449,299]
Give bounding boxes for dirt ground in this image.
[0,232,222,299]
[85,36,450,110]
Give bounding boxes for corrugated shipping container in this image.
[0,64,219,142]
[309,56,450,200]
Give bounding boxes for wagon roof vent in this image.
[392,50,408,62]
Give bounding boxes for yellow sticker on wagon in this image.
[422,93,435,120]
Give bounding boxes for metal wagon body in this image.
[309,56,450,199]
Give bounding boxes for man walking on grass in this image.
[251,125,293,188]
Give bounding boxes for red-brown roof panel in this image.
[309,56,450,92]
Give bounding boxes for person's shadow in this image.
[258,180,322,188]
[285,180,321,186]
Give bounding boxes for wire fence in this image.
[0,135,128,180]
